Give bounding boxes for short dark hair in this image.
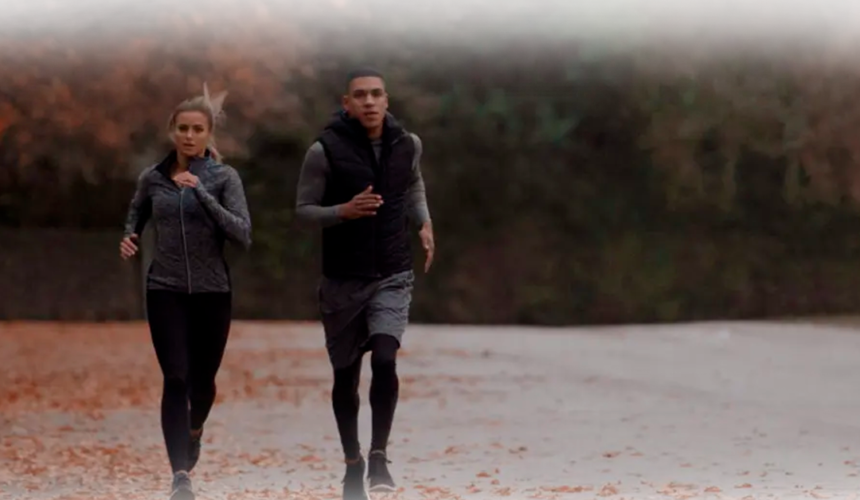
[345,67,385,91]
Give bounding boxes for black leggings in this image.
[146,290,232,474]
[332,334,400,460]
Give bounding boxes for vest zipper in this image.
[370,146,378,278]
[179,187,192,293]
[370,133,403,279]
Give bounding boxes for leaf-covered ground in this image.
[2,320,860,499]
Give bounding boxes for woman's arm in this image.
[123,167,153,237]
[193,166,253,249]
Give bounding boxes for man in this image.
[294,67,434,500]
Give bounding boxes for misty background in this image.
[3,0,860,324]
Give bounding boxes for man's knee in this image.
[332,363,361,400]
[369,335,400,371]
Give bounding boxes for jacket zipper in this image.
[179,187,192,293]
[155,155,199,293]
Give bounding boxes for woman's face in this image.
[172,110,211,158]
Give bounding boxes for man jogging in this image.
[294,67,434,500]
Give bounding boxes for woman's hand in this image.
[120,234,139,260]
[173,171,199,189]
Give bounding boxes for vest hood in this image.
[322,110,407,144]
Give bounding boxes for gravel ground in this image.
[2,320,860,500]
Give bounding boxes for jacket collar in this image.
[154,148,215,178]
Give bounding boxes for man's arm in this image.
[408,133,435,273]
[407,133,431,228]
[295,142,343,228]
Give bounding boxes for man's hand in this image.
[173,171,199,188]
[337,185,383,220]
[419,221,434,273]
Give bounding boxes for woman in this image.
[119,84,252,500]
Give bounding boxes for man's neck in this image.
[366,126,383,140]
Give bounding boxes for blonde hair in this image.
[167,82,228,162]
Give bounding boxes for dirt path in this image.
[2,320,860,499]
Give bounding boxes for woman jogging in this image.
[119,84,252,500]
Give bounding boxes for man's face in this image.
[342,76,388,130]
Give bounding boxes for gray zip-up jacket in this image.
[123,150,252,294]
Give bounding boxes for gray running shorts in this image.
[317,270,414,370]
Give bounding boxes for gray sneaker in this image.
[169,471,195,500]
[367,450,396,492]
[342,457,369,500]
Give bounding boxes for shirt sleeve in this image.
[406,133,431,227]
[123,167,153,237]
[295,141,343,228]
[192,166,253,249]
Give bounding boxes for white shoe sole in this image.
[170,488,195,500]
[368,483,397,493]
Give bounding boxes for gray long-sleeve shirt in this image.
[295,133,431,228]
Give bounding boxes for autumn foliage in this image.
[0,7,316,180]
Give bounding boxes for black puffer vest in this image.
[317,111,415,280]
